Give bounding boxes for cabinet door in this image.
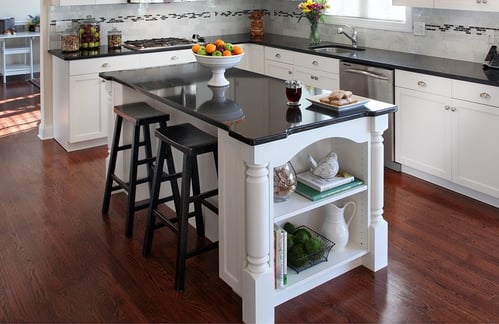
[435,0,499,11]
[451,99,499,198]
[392,0,434,7]
[237,44,265,75]
[395,86,452,180]
[96,0,127,3]
[58,0,93,4]
[69,74,107,143]
[265,60,293,80]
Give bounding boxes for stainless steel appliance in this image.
[340,61,400,171]
[123,37,197,51]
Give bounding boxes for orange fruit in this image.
[232,45,243,55]
[214,39,225,47]
[191,43,200,53]
[205,43,216,54]
[223,50,232,56]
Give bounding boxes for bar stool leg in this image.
[190,158,205,237]
[125,124,141,238]
[175,154,194,292]
[102,115,123,214]
[143,141,167,256]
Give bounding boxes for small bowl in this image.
[194,53,244,87]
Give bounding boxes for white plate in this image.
[307,94,370,110]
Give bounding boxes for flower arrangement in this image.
[297,0,329,24]
[297,0,329,45]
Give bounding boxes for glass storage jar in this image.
[61,29,79,52]
[107,27,122,49]
[79,15,100,49]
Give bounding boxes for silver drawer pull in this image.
[171,56,178,60]
[288,70,293,75]
[451,107,456,112]
[417,81,427,87]
[101,63,110,68]
[275,53,281,58]
[483,0,488,3]
[445,105,451,110]
[480,92,491,99]
[312,60,319,66]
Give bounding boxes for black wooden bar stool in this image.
[143,123,219,292]
[102,102,175,238]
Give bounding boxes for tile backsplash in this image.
[48,1,499,63]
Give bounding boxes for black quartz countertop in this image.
[50,33,499,87]
[100,63,396,145]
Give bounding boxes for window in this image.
[324,0,412,32]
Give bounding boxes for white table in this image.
[0,32,40,83]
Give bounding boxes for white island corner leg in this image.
[364,117,389,271]
[242,161,275,324]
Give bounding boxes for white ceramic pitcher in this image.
[321,201,357,249]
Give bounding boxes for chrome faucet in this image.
[337,26,358,48]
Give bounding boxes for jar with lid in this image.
[61,28,79,52]
[79,15,100,49]
[107,27,122,49]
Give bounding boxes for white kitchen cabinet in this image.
[264,47,294,80]
[434,0,499,11]
[264,46,339,90]
[392,0,434,8]
[450,81,499,198]
[395,70,452,179]
[51,0,126,5]
[53,50,194,152]
[293,51,339,90]
[395,69,499,203]
[236,43,265,75]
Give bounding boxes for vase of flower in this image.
[309,21,320,46]
[297,0,329,46]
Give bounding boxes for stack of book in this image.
[295,171,364,201]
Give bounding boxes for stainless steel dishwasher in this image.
[340,61,400,171]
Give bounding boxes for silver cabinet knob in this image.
[445,105,451,110]
[171,55,178,61]
[480,92,491,99]
[288,70,293,75]
[275,53,281,58]
[451,107,457,112]
[312,60,319,66]
[101,63,110,68]
[417,81,427,87]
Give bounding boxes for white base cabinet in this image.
[393,0,499,11]
[264,46,340,90]
[395,70,499,205]
[52,50,195,152]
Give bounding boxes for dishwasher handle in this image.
[342,68,389,81]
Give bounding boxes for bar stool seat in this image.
[143,123,219,292]
[102,102,173,238]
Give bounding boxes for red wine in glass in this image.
[285,80,303,105]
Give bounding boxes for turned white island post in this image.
[100,63,396,323]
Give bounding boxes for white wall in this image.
[1,0,40,24]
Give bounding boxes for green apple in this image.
[213,50,223,56]
[197,48,207,55]
[224,43,233,51]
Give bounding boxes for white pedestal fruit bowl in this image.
[194,53,245,87]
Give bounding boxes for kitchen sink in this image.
[310,45,366,55]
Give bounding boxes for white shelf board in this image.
[273,184,367,223]
[273,245,368,306]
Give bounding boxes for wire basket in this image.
[287,225,335,273]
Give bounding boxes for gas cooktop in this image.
[123,37,197,51]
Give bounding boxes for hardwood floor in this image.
[1,80,498,323]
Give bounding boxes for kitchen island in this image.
[100,63,397,323]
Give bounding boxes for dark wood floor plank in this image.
[0,80,497,323]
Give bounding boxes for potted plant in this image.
[28,15,40,32]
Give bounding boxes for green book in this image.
[295,179,364,201]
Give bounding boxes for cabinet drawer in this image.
[293,52,339,74]
[265,47,294,64]
[395,70,451,97]
[452,80,499,107]
[69,55,139,76]
[138,49,195,68]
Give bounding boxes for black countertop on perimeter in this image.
[100,63,396,145]
[49,33,499,87]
